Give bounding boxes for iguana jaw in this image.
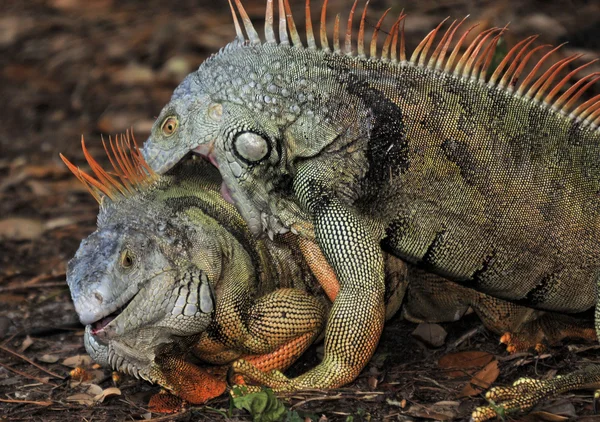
[88,293,135,336]
[193,144,236,203]
[191,143,291,238]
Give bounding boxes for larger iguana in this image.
[63,135,594,415]
[139,0,600,419]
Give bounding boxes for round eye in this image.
[161,116,178,137]
[233,132,270,163]
[120,250,134,268]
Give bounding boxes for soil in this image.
[1,0,599,421]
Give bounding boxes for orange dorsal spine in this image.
[60,131,158,204]
[225,0,599,127]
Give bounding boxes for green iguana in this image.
[139,0,600,419]
[63,136,328,410]
[63,136,596,415]
[62,135,416,411]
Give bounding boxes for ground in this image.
[1,0,600,421]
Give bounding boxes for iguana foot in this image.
[153,354,227,405]
[499,332,546,354]
[472,366,600,421]
[148,389,185,413]
[230,358,294,393]
[500,313,595,354]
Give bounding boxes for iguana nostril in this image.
[94,291,103,304]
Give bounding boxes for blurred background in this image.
[0,0,599,420]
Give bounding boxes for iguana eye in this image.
[233,132,270,163]
[161,116,178,137]
[120,250,134,269]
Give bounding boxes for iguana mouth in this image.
[90,295,135,335]
[193,145,290,238]
[192,145,236,204]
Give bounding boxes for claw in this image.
[231,358,294,391]
[148,389,186,413]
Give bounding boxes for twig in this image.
[290,393,343,409]
[0,345,65,380]
[24,272,65,286]
[0,281,67,293]
[448,326,484,351]
[0,398,53,406]
[0,362,57,386]
[145,410,190,421]
[418,376,453,392]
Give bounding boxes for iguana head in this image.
[62,135,244,381]
[141,0,375,237]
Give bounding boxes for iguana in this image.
[139,0,600,419]
[62,135,413,410]
[63,136,329,410]
[63,136,594,415]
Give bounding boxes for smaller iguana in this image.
[63,135,594,414]
[63,135,333,409]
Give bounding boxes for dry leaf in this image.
[460,360,500,397]
[94,387,121,402]
[44,217,77,230]
[525,412,570,422]
[20,336,34,352]
[367,376,378,389]
[63,355,93,368]
[38,354,60,363]
[405,402,459,420]
[525,399,577,421]
[84,383,104,396]
[412,323,447,348]
[438,351,494,378]
[66,393,95,406]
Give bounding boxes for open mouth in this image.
[193,144,219,168]
[190,147,236,205]
[90,295,135,335]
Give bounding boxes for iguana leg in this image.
[297,237,339,302]
[403,266,594,353]
[233,164,386,391]
[150,287,326,412]
[471,276,600,421]
[198,287,327,390]
[230,332,316,385]
[471,366,600,421]
[148,354,227,412]
[500,313,595,353]
[149,332,319,413]
[298,236,407,322]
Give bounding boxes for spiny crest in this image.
[228,0,600,128]
[60,131,158,204]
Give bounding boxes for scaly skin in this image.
[64,143,414,409]
[67,156,332,406]
[66,138,596,415]
[139,1,600,417]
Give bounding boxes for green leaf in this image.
[231,388,288,422]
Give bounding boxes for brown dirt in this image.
[1,0,599,421]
